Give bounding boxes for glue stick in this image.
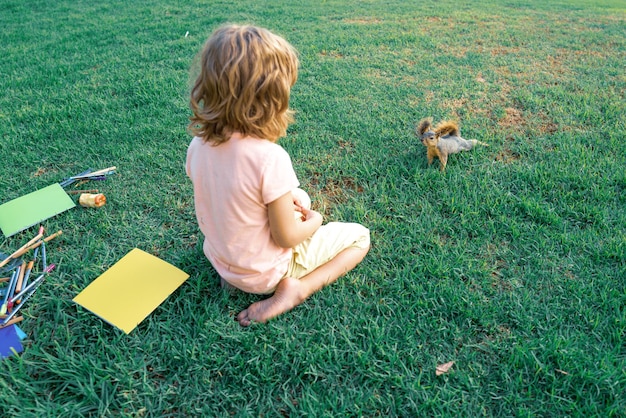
[79,193,106,208]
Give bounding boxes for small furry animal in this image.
[417,118,488,171]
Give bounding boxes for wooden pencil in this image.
[0,315,23,328]
[0,227,44,269]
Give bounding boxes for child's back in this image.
[186,133,298,294]
[186,25,370,326]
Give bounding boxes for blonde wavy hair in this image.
[189,25,299,144]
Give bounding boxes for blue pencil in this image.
[60,168,92,188]
[1,270,18,303]
[41,241,47,270]
[2,281,41,325]
[20,261,34,292]
[9,264,54,304]
[7,265,20,299]
[1,269,18,313]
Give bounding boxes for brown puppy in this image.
[417,118,488,171]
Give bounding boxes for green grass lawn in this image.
[1,0,624,416]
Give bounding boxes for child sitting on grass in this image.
[186,24,370,326]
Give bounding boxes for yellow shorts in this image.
[286,221,370,280]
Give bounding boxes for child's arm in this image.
[268,192,323,248]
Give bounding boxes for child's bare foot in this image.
[236,246,370,326]
[236,277,304,326]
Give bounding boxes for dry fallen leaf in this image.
[436,361,455,376]
[32,168,47,177]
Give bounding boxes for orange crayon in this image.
[15,262,26,293]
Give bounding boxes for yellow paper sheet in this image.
[73,248,189,334]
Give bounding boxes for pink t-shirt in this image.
[185,133,299,294]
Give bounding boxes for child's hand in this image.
[268,192,322,248]
[293,198,304,213]
[300,207,323,225]
[293,199,305,222]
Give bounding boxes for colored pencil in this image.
[0,315,23,329]
[60,169,92,187]
[0,269,18,314]
[0,226,44,269]
[15,262,26,293]
[11,230,63,259]
[66,189,99,195]
[41,241,47,270]
[2,285,40,325]
[69,166,116,180]
[17,260,34,304]
[20,260,35,292]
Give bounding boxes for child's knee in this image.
[348,223,370,250]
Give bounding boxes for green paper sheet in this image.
[0,183,75,237]
[73,248,189,334]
